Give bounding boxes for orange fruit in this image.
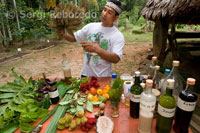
[90,87,97,95]
[97,89,102,95]
[103,89,109,94]
[92,96,99,102]
[103,93,109,99]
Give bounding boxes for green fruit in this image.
[65,122,71,128]
[70,121,77,129]
[99,96,107,103]
[76,111,84,118]
[76,118,81,125]
[58,117,66,125]
[99,103,105,110]
[65,114,73,123]
[81,116,88,124]
[57,124,65,130]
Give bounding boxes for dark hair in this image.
[109,0,123,16]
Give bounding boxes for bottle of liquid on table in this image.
[173,78,198,133]
[159,69,171,95]
[152,65,160,90]
[160,60,183,101]
[156,79,176,133]
[62,54,72,84]
[147,56,157,79]
[123,80,133,106]
[138,79,156,133]
[130,71,143,118]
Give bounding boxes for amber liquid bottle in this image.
[173,78,198,133]
[130,71,143,118]
[62,54,72,84]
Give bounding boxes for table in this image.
[15,77,192,133]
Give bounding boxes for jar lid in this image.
[187,78,196,85]
[135,71,140,76]
[152,56,157,61]
[173,60,180,67]
[112,73,117,79]
[146,79,153,86]
[155,65,160,70]
[167,79,175,88]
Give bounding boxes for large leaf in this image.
[76,105,84,114]
[0,105,8,115]
[19,123,34,132]
[0,122,18,133]
[0,93,16,99]
[0,83,22,92]
[86,101,93,112]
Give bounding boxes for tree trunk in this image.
[13,0,21,36]
[0,15,7,46]
[0,31,5,49]
[1,0,13,42]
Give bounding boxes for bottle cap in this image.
[155,65,160,70]
[135,71,140,76]
[140,83,145,88]
[112,73,117,79]
[152,56,157,61]
[187,78,196,85]
[152,89,160,97]
[167,79,175,88]
[146,79,153,86]
[173,60,180,67]
[164,69,171,74]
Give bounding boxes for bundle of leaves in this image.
[0,68,48,132]
[48,3,85,35]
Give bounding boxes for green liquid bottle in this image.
[130,71,143,118]
[156,79,176,133]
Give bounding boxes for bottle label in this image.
[177,97,197,112]
[140,100,155,112]
[130,94,140,103]
[158,104,175,118]
[48,90,59,98]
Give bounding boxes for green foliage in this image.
[0,68,48,132]
[109,76,123,102]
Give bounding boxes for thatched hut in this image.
[141,0,200,62]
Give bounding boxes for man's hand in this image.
[81,41,100,53]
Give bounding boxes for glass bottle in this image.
[152,65,160,90]
[123,81,133,107]
[159,69,171,95]
[138,79,156,133]
[110,73,117,88]
[130,71,143,118]
[62,54,72,84]
[156,79,176,133]
[173,78,198,133]
[160,60,183,101]
[48,87,60,104]
[147,56,157,79]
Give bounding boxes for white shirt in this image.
[74,22,124,77]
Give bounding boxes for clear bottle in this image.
[130,71,143,118]
[123,81,133,107]
[160,60,183,101]
[159,69,171,95]
[156,79,176,133]
[152,65,160,90]
[62,54,72,84]
[110,73,117,88]
[138,79,156,133]
[173,78,198,133]
[147,56,158,79]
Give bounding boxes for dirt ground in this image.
[0,40,151,85]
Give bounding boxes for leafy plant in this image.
[109,76,123,102]
[0,68,48,132]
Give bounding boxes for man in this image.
[58,0,124,77]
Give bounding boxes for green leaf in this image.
[0,122,18,133]
[70,107,76,114]
[0,105,8,115]
[0,93,16,99]
[59,100,73,105]
[0,83,22,92]
[91,101,102,105]
[19,123,34,132]
[37,108,48,118]
[86,101,93,112]
[67,90,74,94]
[0,98,12,104]
[76,105,84,114]
[73,93,78,99]
[77,100,84,105]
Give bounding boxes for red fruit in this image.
[85,123,94,129]
[94,83,100,88]
[80,84,85,88]
[81,125,89,132]
[87,117,97,124]
[92,80,97,86]
[91,76,97,81]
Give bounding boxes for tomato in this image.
[90,87,97,95]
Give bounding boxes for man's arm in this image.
[56,29,76,42]
[81,42,120,63]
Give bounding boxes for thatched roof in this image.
[142,0,200,24]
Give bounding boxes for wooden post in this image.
[153,19,169,64]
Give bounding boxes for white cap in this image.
[173,60,180,67]
[167,79,175,88]
[155,65,160,70]
[152,56,157,61]
[135,71,140,76]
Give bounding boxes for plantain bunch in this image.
[49,3,85,35]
